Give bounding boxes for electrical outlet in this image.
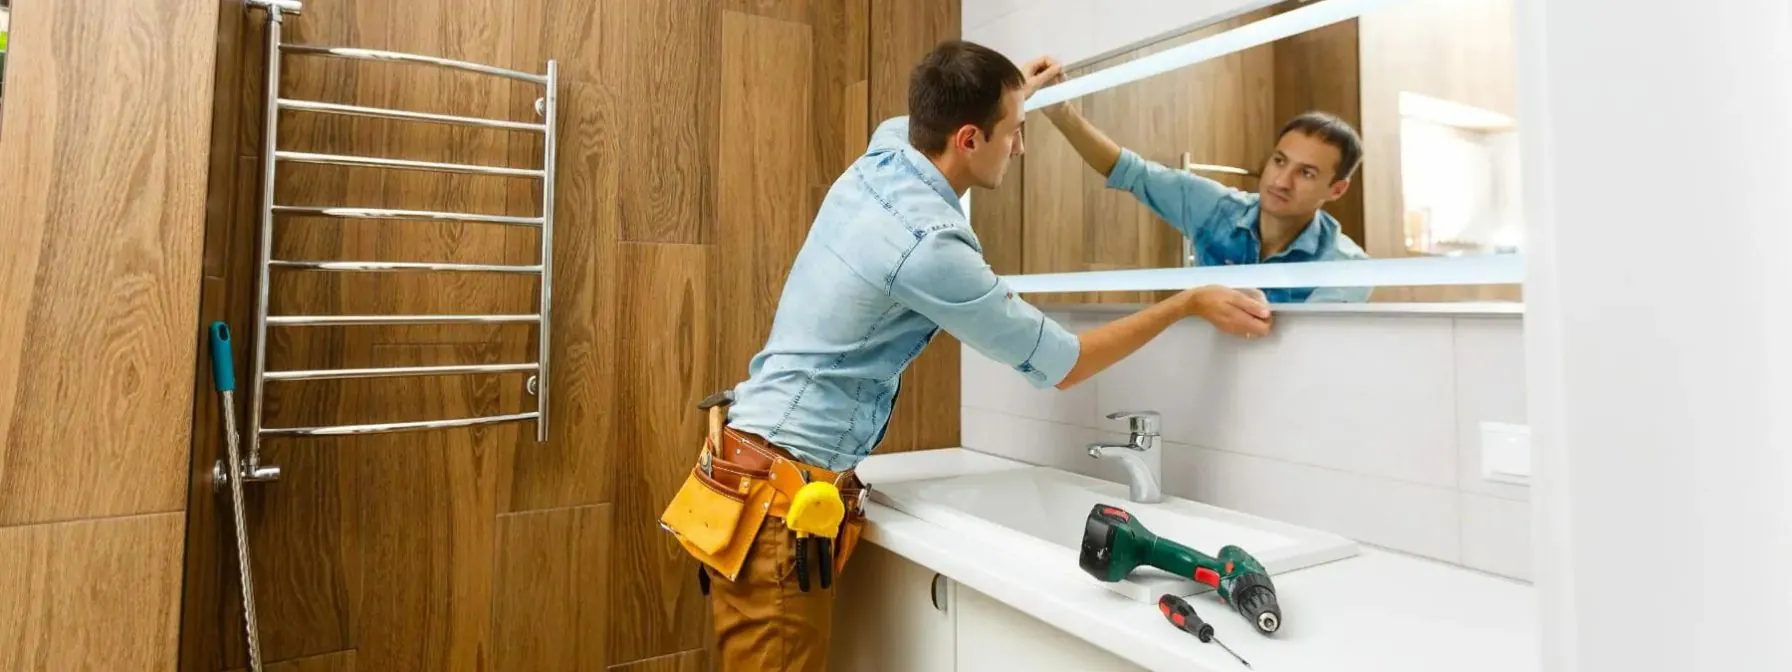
[1480,421,1531,486]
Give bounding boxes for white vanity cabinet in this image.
[830,544,1145,672]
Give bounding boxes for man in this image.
[659,40,1274,672]
[1043,95,1374,303]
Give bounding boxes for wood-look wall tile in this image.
[861,0,961,451]
[610,243,714,664]
[868,0,959,121]
[717,10,815,382]
[226,650,358,672]
[878,333,963,452]
[609,649,711,672]
[603,0,721,244]
[970,161,1025,276]
[726,0,811,24]
[809,0,871,186]
[493,505,613,671]
[0,0,217,527]
[348,344,511,670]
[503,80,621,513]
[0,513,185,670]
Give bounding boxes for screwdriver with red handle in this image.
[1159,593,1251,668]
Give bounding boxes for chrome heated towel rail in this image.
[237,0,559,485]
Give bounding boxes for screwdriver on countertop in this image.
[1158,594,1251,668]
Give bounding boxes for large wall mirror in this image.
[975,0,1522,306]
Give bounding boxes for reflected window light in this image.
[1397,91,1523,256]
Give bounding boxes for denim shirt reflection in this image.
[1105,149,1372,303]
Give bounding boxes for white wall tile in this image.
[963,0,1034,32]
[1178,315,1460,488]
[961,342,1097,426]
[1453,318,1531,500]
[1162,440,1463,563]
[1460,494,1532,581]
[1091,320,1220,442]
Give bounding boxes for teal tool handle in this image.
[208,321,237,392]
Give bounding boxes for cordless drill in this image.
[1078,503,1283,635]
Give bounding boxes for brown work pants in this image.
[707,513,836,672]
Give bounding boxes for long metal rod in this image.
[265,362,539,381]
[279,98,546,132]
[276,150,544,178]
[271,205,542,227]
[261,411,540,437]
[281,44,549,84]
[535,60,558,443]
[246,0,285,499]
[269,260,543,274]
[267,314,541,327]
[220,388,263,672]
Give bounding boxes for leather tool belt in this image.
[658,390,870,587]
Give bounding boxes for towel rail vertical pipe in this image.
[245,1,285,483]
[536,60,557,442]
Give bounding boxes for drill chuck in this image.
[1227,572,1282,635]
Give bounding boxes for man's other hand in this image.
[1019,56,1063,98]
[1179,285,1273,338]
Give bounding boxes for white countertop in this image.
[854,448,1540,672]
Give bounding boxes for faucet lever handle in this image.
[1105,409,1161,435]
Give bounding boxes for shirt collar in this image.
[897,145,966,215]
[1237,202,1326,259]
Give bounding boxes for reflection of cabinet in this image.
[984,2,1363,306]
[829,544,1147,672]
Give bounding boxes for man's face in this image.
[963,88,1026,189]
[1258,131,1350,219]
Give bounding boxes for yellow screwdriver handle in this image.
[785,481,845,539]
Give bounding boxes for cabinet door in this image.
[954,585,1148,672]
[828,544,956,672]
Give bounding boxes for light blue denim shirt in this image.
[1106,148,1372,303]
[726,116,1081,472]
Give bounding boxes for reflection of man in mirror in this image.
[1044,99,1372,303]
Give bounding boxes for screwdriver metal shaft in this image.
[1158,593,1252,668]
[1212,636,1251,668]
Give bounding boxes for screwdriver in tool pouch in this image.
[1158,594,1251,668]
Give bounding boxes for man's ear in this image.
[953,125,980,153]
[1327,177,1352,201]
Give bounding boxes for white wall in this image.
[963,0,1279,67]
[960,309,1533,581]
[1519,0,1792,670]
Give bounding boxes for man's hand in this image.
[1018,56,1063,99]
[1178,286,1273,338]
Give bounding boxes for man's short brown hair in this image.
[1279,111,1365,181]
[907,40,1025,155]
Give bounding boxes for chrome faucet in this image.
[1087,410,1164,504]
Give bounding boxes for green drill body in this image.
[1079,504,1283,635]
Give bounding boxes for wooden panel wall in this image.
[1359,0,1522,302]
[181,0,957,670]
[869,0,963,454]
[0,0,218,669]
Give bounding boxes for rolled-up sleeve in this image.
[888,230,1080,388]
[1106,148,1236,240]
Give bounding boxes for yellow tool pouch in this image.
[658,399,772,583]
[660,459,771,583]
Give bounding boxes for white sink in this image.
[868,465,1360,602]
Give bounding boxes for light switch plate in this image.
[1480,421,1532,486]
